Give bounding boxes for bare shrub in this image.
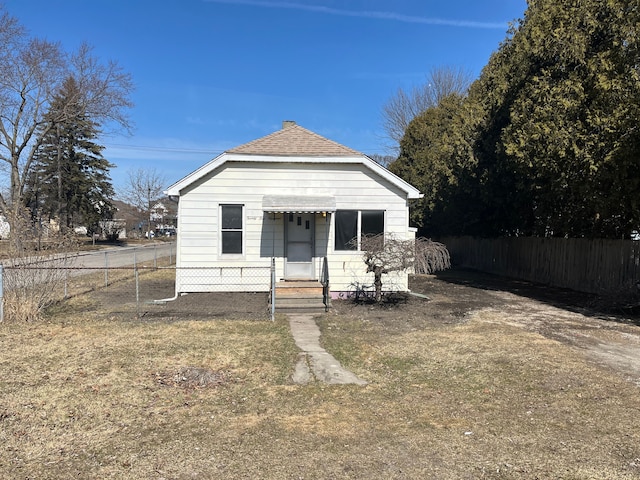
[355,234,451,302]
[414,237,451,274]
[2,210,78,322]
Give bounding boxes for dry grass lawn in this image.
[1,270,639,479]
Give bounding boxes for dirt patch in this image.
[87,271,270,321]
[144,292,270,321]
[468,291,640,386]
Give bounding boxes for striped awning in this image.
[262,195,336,213]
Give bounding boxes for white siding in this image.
[175,161,414,293]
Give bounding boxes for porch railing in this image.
[320,256,331,311]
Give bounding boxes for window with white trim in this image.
[334,210,384,251]
[220,204,243,254]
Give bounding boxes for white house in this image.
[150,202,168,223]
[165,121,422,297]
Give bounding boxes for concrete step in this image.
[276,303,328,314]
[276,297,325,306]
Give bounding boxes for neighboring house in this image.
[165,121,422,296]
[112,198,177,239]
[151,201,172,224]
[150,200,178,234]
[0,216,9,239]
[99,219,127,240]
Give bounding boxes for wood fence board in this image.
[441,236,640,296]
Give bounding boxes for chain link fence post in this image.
[135,264,140,319]
[104,251,109,287]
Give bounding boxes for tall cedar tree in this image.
[394,0,640,239]
[471,0,640,238]
[26,77,116,232]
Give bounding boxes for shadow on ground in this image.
[435,268,640,326]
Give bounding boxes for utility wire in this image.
[106,143,221,155]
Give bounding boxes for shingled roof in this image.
[165,121,422,199]
[227,121,361,157]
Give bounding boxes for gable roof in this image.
[228,123,360,157]
[165,122,421,199]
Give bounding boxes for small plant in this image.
[341,281,376,303]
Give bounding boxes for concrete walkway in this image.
[288,314,367,386]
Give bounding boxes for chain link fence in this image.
[0,245,273,322]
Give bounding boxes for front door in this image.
[285,213,315,279]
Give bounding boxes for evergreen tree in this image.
[26,76,116,233]
[396,0,640,239]
[474,0,640,238]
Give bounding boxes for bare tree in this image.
[357,234,451,302]
[0,7,133,226]
[358,234,415,302]
[121,168,167,237]
[381,66,473,152]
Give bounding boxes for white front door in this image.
[285,213,315,279]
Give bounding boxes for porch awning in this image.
[262,195,336,213]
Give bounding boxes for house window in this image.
[334,210,384,251]
[362,210,385,237]
[221,204,243,254]
[335,210,358,250]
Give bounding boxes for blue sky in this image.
[4,0,527,195]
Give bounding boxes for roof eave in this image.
[165,152,422,199]
[164,151,226,196]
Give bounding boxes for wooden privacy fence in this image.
[441,236,640,296]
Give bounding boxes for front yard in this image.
[0,270,639,478]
